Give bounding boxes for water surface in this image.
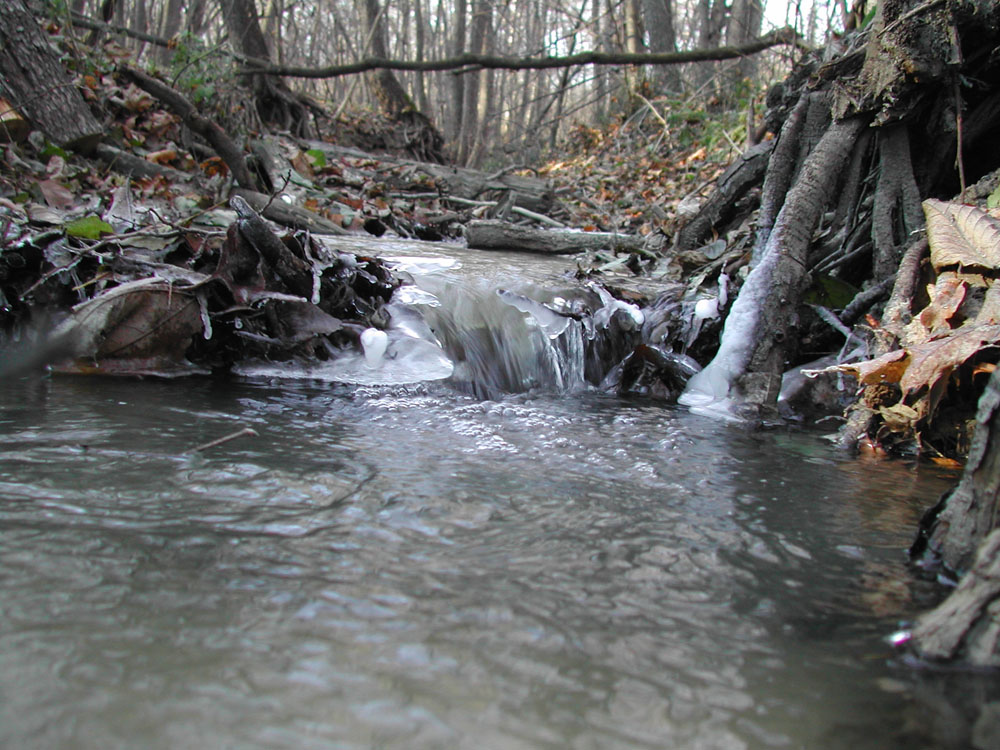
[0,240,989,749]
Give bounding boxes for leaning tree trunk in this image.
[0,0,102,152]
[218,0,317,135]
[359,0,445,163]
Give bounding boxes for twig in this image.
[189,427,259,453]
[955,77,967,202]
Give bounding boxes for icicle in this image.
[197,291,213,340]
[361,328,389,368]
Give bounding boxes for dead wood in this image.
[229,188,348,236]
[93,143,196,183]
[239,27,803,79]
[305,141,560,216]
[117,65,256,191]
[465,220,646,255]
[672,139,774,256]
[230,194,315,299]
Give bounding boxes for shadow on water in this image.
[0,238,994,749]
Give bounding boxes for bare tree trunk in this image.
[360,0,416,117]
[692,0,727,95]
[218,0,313,134]
[724,0,764,94]
[458,0,492,165]
[450,0,467,144]
[156,0,185,64]
[0,0,102,152]
[642,0,681,94]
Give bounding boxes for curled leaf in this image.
[924,199,1000,271]
[900,324,1000,395]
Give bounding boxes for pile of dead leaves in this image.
[537,103,747,237]
[819,199,1000,462]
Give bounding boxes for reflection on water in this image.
[0,372,988,750]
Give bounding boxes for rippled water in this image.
[0,241,990,749]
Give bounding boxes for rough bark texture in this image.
[738,115,868,408]
[749,94,811,265]
[219,0,316,135]
[919,368,1000,577]
[871,124,924,282]
[672,139,774,255]
[0,0,102,152]
[913,526,1000,666]
[466,220,646,254]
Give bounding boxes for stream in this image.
[0,238,992,749]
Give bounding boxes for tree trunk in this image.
[642,0,681,94]
[723,0,763,97]
[218,0,313,134]
[0,0,102,153]
[361,0,415,118]
[691,0,727,95]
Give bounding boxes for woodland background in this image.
[57,0,835,166]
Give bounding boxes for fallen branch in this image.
[241,28,803,79]
[117,65,256,190]
[465,219,646,254]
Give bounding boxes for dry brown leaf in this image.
[900,324,1000,395]
[975,283,1000,325]
[55,278,204,375]
[820,349,910,385]
[146,148,178,165]
[879,402,920,432]
[36,179,75,209]
[916,276,967,334]
[924,199,1000,270]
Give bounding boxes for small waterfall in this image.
[397,266,641,399]
[234,243,655,396]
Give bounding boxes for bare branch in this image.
[240,28,804,80]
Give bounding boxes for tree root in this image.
[680,113,869,416]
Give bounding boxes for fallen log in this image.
[230,187,348,235]
[465,219,647,255]
[303,141,561,217]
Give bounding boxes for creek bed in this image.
[0,240,989,749]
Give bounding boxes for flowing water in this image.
[0,239,991,749]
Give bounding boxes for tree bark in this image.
[641,0,681,94]
[916,368,1000,577]
[0,0,102,152]
[239,28,801,79]
[218,0,315,134]
[466,220,647,254]
[680,113,868,416]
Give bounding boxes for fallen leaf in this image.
[924,199,1000,270]
[36,179,75,209]
[900,324,1000,395]
[146,148,178,165]
[816,349,910,385]
[54,278,204,375]
[64,215,114,239]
